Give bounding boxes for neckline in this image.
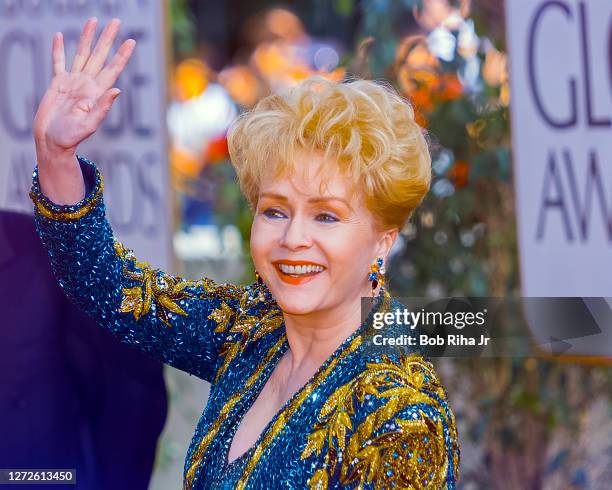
[223,337,288,467]
[225,443,256,469]
[222,289,391,469]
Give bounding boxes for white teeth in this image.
[278,264,324,275]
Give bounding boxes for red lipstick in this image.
[272,260,326,285]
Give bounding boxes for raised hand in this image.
[34,18,135,205]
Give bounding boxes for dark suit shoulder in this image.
[0,210,43,255]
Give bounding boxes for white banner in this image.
[506,0,612,297]
[0,1,171,268]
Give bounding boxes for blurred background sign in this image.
[0,1,171,269]
[506,0,612,297]
[507,0,612,358]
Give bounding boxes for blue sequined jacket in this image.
[30,156,460,489]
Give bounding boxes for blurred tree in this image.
[171,0,198,55]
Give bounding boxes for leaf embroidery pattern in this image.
[114,240,243,328]
[301,353,458,489]
[213,287,284,381]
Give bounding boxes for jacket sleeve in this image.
[30,154,270,382]
[302,353,460,490]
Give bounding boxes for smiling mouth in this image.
[273,262,326,283]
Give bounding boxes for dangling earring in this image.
[254,270,267,302]
[368,257,385,297]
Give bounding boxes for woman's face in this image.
[250,150,397,316]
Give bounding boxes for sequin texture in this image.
[30,155,460,489]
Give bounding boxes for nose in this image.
[279,214,312,250]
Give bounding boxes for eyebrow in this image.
[260,192,354,211]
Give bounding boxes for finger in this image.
[83,18,121,77]
[96,39,136,90]
[52,32,66,75]
[71,17,99,73]
[88,88,121,130]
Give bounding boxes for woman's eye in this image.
[316,213,339,223]
[263,208,286,219]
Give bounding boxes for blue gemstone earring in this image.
[368,257,385,297]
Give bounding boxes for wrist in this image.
[36,153,85,206]
[34,137,77,169]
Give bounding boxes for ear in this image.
[376,227,399,259]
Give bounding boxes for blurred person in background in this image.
[0,212,167,484]
[30,17,459,489]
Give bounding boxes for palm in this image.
[34,18,135,153]
[39,73,103,150]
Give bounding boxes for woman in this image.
[31,17,459,489]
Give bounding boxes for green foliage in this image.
[170,0,197,55]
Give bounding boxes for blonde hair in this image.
[227,76,431,230]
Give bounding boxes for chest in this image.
[182,334,365,489]
[227,354,317,462]
[187,376,322,489]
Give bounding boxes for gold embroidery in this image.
[204,278,284,381]
[214,306,284,381]
[183,335,287,490]
[209,302,234,332]
[309,469,328,489]
[199,277,247,301]
[114,241,200,328]
[302,353,458,489]
[29,173,104,221]
[251,311,284,341]
[235,335,364,490]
